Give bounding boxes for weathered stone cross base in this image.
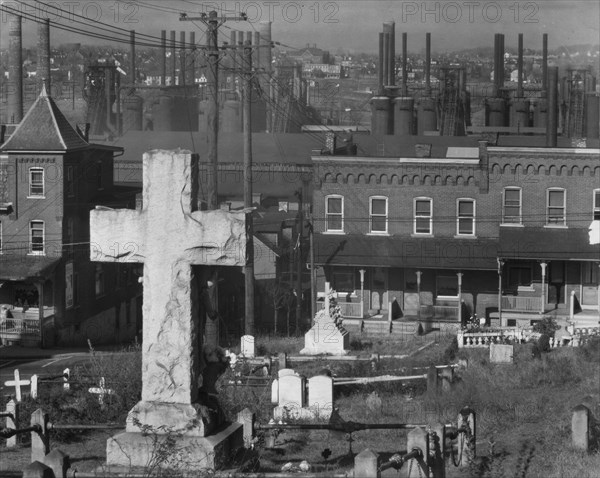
[106,423,243,471]
[300,324,350,355]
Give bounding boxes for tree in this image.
[260,281,293,335]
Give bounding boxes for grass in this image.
[1,335,599,477]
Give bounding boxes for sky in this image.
[0,0,598,54]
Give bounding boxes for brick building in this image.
[0,87,142,346]
[312,134,600,328]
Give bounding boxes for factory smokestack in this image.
[8,14,23,124]
[517,33,523,97]
[37,18,51,94]
[494,33,505,96]
[425,32,431,95]
[542,33,548,96]
[179,31,186,85]
[258,21,272,132]
[129,30,136,86]
[402,32,407,96]
[383,21,395,86]
[188,32,196,86]
[161,30,167,86]
[378,32,384,94]
[546,66,558,147]
[170,30,176,85]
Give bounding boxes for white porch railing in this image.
[457,326,597,348]
[501,295,542,312]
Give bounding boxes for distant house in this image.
[0,87,142,347]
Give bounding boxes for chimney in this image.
[382,32,390,89]
[7,14,23,124]
[425,32,431,95]
[378,32,384,94]
[542,33,548,96]
[188,32,196,86]
[179,31,186,86]
[517,33,523,97]
[37,18,51,94]
[258,22,272,132]
[383,21,395,87]
[129,30,136,86]
[546,66,558,147]
[160,30,167,86]
[170,30,176,85]
[402,32,408,96]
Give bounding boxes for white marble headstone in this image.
[241,335,255,358]
[278,374,305,409]
[308,375,334,419]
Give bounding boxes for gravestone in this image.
[278,374,305,409]
[241,335,255,358]
[90,150,246,471]
[490,343,514,363]
[308,375,334,419]
[300,282,349,355]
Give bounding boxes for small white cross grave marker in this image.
[88,377,114,406]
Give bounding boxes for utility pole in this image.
[295,187,304,334]
[180,11,247,346]
[243,39,255,336]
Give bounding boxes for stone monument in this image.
[90,150,246,472]
[300,283,349,355]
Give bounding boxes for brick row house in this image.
[0,87,142,346]
[312,135,600,328]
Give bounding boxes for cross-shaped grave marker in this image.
[90,150,246,463]
[4,369,30,402]
[88,377,114,406]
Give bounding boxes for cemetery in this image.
[1,151,598,477]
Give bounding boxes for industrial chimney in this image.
[37,18,51,94]
[7,14,23,124]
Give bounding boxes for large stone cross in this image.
[90,150,245,436]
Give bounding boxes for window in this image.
[29,221,45,254]
[95,264,105,297]
[325,195,343,232]
[414,198,432,235]
[437,274,458,297]
[66,217,74,254]
[369,197,388,233]
[594,190,600,221]
[457,199,475,235]
[29,167,45,197]
[66,165,75,197]
[0,220,2,253]
[333,269,355,293]
[547,188,566,225]
[507,265,532,288]
[502,187,521,224]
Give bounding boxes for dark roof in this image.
[108,132,321,165]
[498,227,600,261]
[314,234,499,270]
[1,86,89,152]
[0,256,61,281]
[353,135,480,158]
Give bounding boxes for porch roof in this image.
[498,227,600,261]
[314,234,499,270]
[0,255,61,282]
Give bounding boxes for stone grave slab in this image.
[241,335,255,358]
[490,343,514,363]
[308,375,333,420]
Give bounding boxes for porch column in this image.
[457,272,463,324]
[34,281,44,348]
[416,271,422,320]
[359,269,366,319]
[497,259,504,326]
[540,262,547,314]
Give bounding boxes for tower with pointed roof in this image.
[0,87,141,347]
